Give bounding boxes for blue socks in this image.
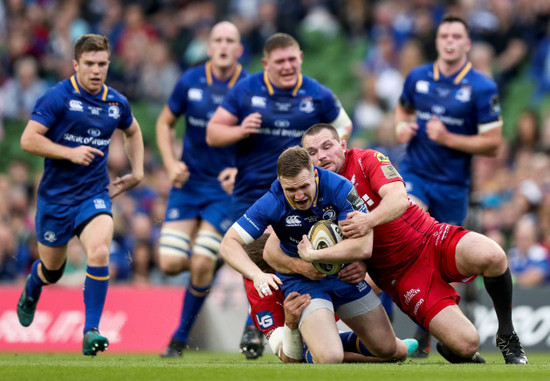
[27,260,46,300]
[173,283,210,343]
[83,265,109,333]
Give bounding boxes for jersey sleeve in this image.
[335,176,367,221]
[359,150,404,193]
[233,191,279,244]
[475,78,501,126]
[118,94,135,130]
[319,85,341,122]
[30,87,63,128]
[167,73,189,116]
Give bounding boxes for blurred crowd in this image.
[1,0,550,287]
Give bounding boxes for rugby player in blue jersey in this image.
[219,146,410,364]
[155,21,248,358]
[394,14,525,363]
[16,34,144,356]
[206,32,353,358]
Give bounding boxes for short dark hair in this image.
[277,146,313,178]
[263,33,300,57]
[439,14,470,34]
[74,34,110,61]
[302,123,339,146]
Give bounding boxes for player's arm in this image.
[110,118,144,198]
[21,120,105,164]
[394,102,418,144]
[156,105,189,188]
[263,233,326,280]
[220,226,282,296]
[206,107,261,147]
[297,228,373,264]
[340,181,409,239]
[426,116,502,156]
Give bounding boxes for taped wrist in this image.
[282,324,303,360]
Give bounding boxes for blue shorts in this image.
[36,191,112,247]
[279,273,372,311]
[165,181,233,234]
[401,171,469,225]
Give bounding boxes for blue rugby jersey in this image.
[233,167,366,265]
[221,72,342,206]
[399,61,501,187]
[31,76,134,204]
[168,62,247,186]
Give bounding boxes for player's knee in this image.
[190,255,216,284]
[448,330,479,358]
[370,340,398,360]
[312,348,344,364]
[87,244,110,265]
[158,228,190,274]
[41,260,67,284]
[192,230,222,261]
[482,246,507,275]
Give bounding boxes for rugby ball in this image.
[307,220,345,275]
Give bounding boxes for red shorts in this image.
[244,278,285,340]
[375,223,472,331]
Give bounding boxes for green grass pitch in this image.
[1,352,549,381]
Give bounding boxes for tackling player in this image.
[155,21,248,358]
[16,34,144,356]
[282,123,527,365]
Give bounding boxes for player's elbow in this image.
[20,133,34,153]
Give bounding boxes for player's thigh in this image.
[300,306,343,364]
[158,219,198,270]
[343,304,397,357]
[37,242,69,269]
[455,231,507,277]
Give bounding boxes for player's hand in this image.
[297,235,316,262]
[169,161,190,188]
[338,261,367,284]
[294,260,326,281]
[240,112,262,138]
[396,121,418,144]
[69,145,104,166]
[340,211,372,238]
[284,292,311,330]
[109,172,142,199]
[218,167,237,195]
[253,272,282,298]
[426,116,448,145]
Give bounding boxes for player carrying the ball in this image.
[219,146,411,363]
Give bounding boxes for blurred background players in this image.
[206,32,352,359]
[16,34,144,356]
[393,14,504,358]
[155,21,247,358]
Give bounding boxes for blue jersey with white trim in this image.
[168,62,247,186]
[234,167,366,264]
[399,61,501,187]
[221,72,342,206]
[31,76,134,204]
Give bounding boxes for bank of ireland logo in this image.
[44,231,57,243]
[108,105,120,119]
[256,311,274,329]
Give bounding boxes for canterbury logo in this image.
[285,215,301,226]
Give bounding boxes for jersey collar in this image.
[263,71,303,96]
[284,172,319,210]
[205,61,242,89]
[433,60,472,85]
[70,75,109,100]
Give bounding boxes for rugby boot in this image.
[83,328,109,356]
[410,329,431,358]
[403,338,419,358]
[160,337,186,358]
[496,331,528,364]
[240,324,264,360]
[17,275,38,327]
[436,342,486,364]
